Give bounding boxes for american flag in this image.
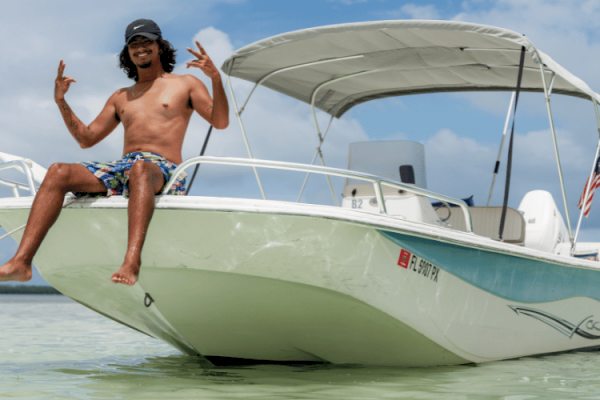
[578,156,600,217]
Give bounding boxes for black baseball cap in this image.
[125,19,162,44]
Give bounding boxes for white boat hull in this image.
[2,195,600,366]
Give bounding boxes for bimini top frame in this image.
[220,20,600,248]
[221,20,600,118]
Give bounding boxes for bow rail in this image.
[0,160,37,197]
[164,156,474,233]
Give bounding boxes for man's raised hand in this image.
[54,60,76,102]
[186,41,220,80]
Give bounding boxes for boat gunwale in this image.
[0,194,598,273]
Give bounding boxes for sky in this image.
[2,0,600,285]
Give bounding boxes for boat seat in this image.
[435,206,525,244]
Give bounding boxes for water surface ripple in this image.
[1,295,600,399]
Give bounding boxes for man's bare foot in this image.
[0,259,33,282]
[111,262,140,286]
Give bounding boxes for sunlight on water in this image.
[2,295,600,399]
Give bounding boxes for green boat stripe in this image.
[379,230,600,303]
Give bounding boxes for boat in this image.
[2,20,600,367]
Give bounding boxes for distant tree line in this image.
[0,285,62,295]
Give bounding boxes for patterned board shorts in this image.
[76,152,187,198]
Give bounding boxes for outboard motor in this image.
[518,190,568,253]
[341,141,439,224]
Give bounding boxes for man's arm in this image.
[185,41,229,129]
[54,60,120,149]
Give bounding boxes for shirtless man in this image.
[0,19,229,285]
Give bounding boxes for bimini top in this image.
[221,20,600,118]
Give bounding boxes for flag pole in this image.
[573,98,600,249]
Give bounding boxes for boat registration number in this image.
[397,249,439,283]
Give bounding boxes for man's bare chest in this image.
[117,80,192,125]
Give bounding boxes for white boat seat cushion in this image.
[435,206,525,244]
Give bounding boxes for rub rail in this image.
[164,156,474,233]
[0,160,37,196]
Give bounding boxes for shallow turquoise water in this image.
[2,295,600,399]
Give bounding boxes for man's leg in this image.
[111,161,164,286]
[0,163,107,282]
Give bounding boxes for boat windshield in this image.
[346,141,427,188]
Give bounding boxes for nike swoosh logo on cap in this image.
[133,25,144,30]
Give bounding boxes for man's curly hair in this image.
[119,38,177,81]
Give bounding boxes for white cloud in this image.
[400,4,441,20]
[423,122,600,237]
[384,3,442,20]
[425,129,495,200]
[190,27,236,72]
[68,51,87,60]
[454,0,600,91]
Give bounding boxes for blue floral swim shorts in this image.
[77,152,187,198]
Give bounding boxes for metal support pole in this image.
[487,92,515,206]
[310,104,339,206]
[0,179,33,196]
[0,160,36,195]
[374,180,387,215]
[297,115,333,202]
[306,68,386,207]
[226,65,266,200]
[573,98,600,249]
[17,160,36,196]
[228,55,366,203]
[540,64,573,244]
[316,147,339,206]
[238,55,364,116]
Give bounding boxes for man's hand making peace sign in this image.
[54,60,77,102]
[185,41,221,80]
